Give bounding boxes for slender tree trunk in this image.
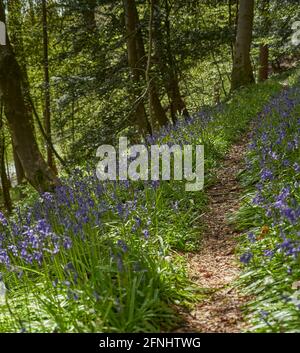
[0,103,12,213]
[82,0,97,33]
[258,0,269,82]
[145,0,169,129]
[164,0,189,120]
[28,0,36,26]
[0,143,12,213]
[5,147,11,186]
[7,0,33,123]
[0,1,58,193]
[7,0,26,184]
[123,0,152,135]
[131,0,168,129]
[259,44,269,82]
[12,142,25,184]
[152,0,189,123]
[231,0,255,91]
[229,0,238,62]
[42,0,57,173]
[229,0,234,61]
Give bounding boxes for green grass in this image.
[0,69,293,333]
[234,68,300,332]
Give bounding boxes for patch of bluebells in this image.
[0,214,70,268]
[0,104,216,273]
[0,172,153,269]
[0,101,224,330]
[239,83,300,329]
[146,108,214,146]
[241,85,300,263]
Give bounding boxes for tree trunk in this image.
[7,0,27,184]
[152,0,182,122]
[231,0,255,91]
[123,0,152,135]
[42,0,57,173]
[7,0,33,121]
[0,142,12,213]
[162,0,189,121]
[0,1,58,193]
[145,0,169,130]
[128,0,169,130]
[259,44,269,82]
[0,103,12,213]
[229,0,239,62]
[82,0,97,33]
[258,0,269,82]
[12,142,25,184]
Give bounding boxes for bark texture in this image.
[0,1,58,193]
[231,0,255,91]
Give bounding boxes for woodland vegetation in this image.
[0,0,299,333]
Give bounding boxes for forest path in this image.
[177,133,250,333]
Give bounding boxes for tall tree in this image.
[146,0,169,130]
[123,0,152,135]
[82,0,98,33]
[258,0,270,82]
[12,142,25,184]
[0,1,58,192]
[7,0,26,185]
[153,0,189,123]
[42,0,56,173]
[231,0,255,90]
[124,0,168,133]
[145,0,169,129]
[7,0,32,122]
[0,101,12,213]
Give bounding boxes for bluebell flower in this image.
[261,169,273,181]
[293,162,300,173]
[247,232,256,243]
[240,252,253,264]
[264,250,274,257]
[142,229,150,239]
[259,310,269,319]
[0,212,8,227]
[117,240,128,253]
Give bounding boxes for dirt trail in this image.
[177,135,250,333]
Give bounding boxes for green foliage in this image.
[235,68,300,332]
[0,66,289,332]
[1,0,300,333]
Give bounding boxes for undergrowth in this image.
[234,69,300,333]
[0,72,288,332]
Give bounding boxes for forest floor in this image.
[176,133,251,333]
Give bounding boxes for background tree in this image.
[123,0,152,135]
[231,0,255,90]
[145,0,169,130]
[0,0,58,192]
[1,0,298,188]
[152,0,189,122]
[42,0,57,173]
[258,0,270,82]
[0,100,12,213]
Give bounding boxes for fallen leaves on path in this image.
[175,136,251,333]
